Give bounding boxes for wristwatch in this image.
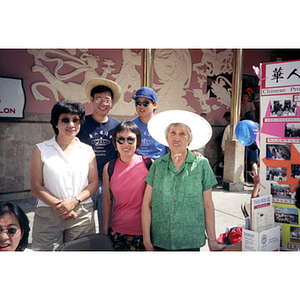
[75,196,81,204]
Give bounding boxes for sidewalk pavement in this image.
[9,176,254,251]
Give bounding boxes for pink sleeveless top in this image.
[110,155,149,235]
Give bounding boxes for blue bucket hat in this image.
[132,87,157,103]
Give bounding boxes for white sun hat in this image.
[148,110,212,150]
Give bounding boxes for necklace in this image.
[173,153,182,163]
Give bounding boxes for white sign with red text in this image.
[0,77,25,118]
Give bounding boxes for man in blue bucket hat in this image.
[131,87,168,160]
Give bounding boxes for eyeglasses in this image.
[0,228,21,235]
[135,100,153,107]
[116,137,136,145]
[95,97,112,104]
[59,117,81,125]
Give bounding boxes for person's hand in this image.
[249,170,260,185]
[192,150,204,157]
[143,239,155,251]
[193,151,203,157]
[208,240,226,251]
[61,210,77,220]
[54,198,76,217]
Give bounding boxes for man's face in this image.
[91,91,112,117]
[135,97,157,118]
[242,94,248,103]
[224,115,231,122]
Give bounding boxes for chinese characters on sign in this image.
[271,67,284,83]
[271,67,300,83]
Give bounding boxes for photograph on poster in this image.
[271,183,292,199]
[270,99,297,117]
[290,226,300,243]
[266,144,291,160]
[274,207,299,225]
[266,167,287,182]
[285,123,300,137]
[291,164,300,178]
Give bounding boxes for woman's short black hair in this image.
[91,85,113,99]
[0,201,30,251]
[112,121,142,150]
[50,100,85,135]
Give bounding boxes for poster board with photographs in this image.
[259,59,300,251]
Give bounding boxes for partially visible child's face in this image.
[0,213,23,251]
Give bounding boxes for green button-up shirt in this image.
[146,150,217,250]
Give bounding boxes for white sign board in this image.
[242,225,280,251]
[0,77,25,118]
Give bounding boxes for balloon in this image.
[235,120,259,146]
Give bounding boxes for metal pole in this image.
[230,49,243,140]
[141,49,153,88]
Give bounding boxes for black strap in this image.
[108,156,152,183]
[143,156,152,171]
[107,158,117,183]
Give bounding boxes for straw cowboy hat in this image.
[85,78,122,108]
[148,110,212,150]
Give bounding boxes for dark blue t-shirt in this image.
[77,115,120,177]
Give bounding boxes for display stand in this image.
[259,59,300,251]
[242,194,280,251]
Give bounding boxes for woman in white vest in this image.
[29,101,98,251]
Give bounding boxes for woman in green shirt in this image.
[141,110,226,251]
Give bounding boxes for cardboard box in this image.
[242,225,280,251]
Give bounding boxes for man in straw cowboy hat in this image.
[77,78,121,232]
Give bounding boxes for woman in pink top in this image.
[102,121,152,250]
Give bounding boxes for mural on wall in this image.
[153,49,233,114]
[193,49,233,112]
[109,49,141,116]
[28,49,140,116]
[27,48,233,118]
[28,49,103,103]
[153,49,194,113]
